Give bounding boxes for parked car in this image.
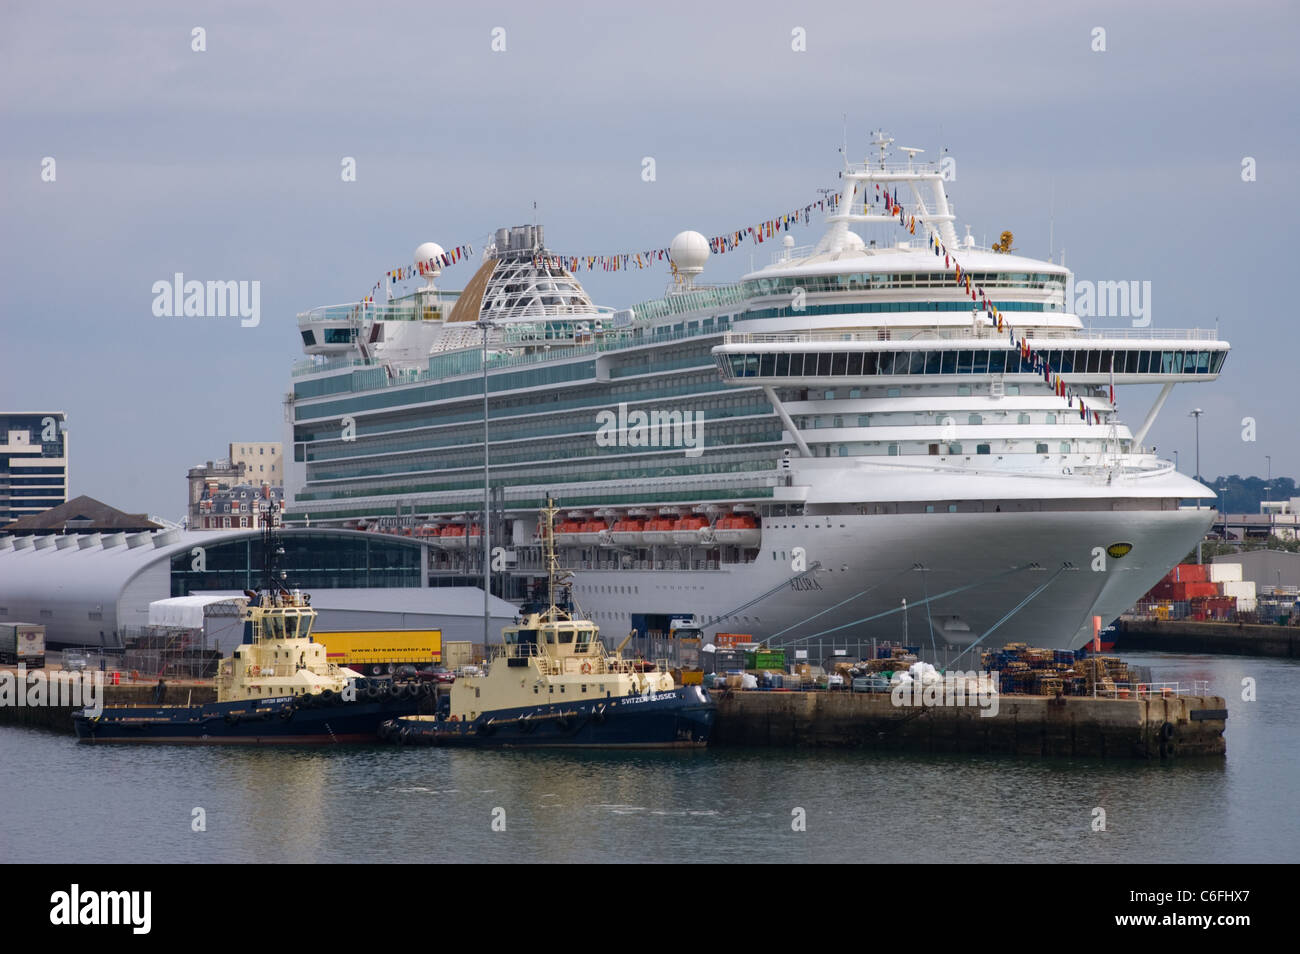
[394,665,454,684]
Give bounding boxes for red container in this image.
[1175,563,1208,583]
[1146,580,1177,600]
[1161,581,1219,601]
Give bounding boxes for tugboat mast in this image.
[540,495,576,624]
[259,495,286,598]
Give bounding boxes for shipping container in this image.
[744,650,786,670]
[711,649,745,671]
[1222,580,1257,599]
[713,633,752,649]
[1208,563,1243,583]
[442,640,475,669]
[1159,581,1220,600]
[1174,563,1208,583]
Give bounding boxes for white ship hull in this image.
[571,507,1214,651]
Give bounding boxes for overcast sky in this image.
[2,0,1296,518]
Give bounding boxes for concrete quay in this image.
[709,689,1227,758]
[1116,619,1300,658]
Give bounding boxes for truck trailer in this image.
[0,623,46,668]
[312,630,441,676]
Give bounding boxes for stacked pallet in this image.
[1076,655,1133,691]
[980,644,1089,696]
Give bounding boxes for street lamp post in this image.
[1219,481,1227,540]
[1266,454,1274,541]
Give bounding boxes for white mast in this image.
[819,131,959,253]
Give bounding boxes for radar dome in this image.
[414,242,445,283]
[842,231,866,250]
[669,230,709,276]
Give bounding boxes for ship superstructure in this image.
[285,138,1228,651]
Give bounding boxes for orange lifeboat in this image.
[642,517,676,545]
[576,519,610,546]
[554,519,584,547]
[672,515,713,546]
[714,514,761,547]
[610,518,645,546]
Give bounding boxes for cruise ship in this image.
[285,136,1228,651]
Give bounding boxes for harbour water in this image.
[1,652,1294,864]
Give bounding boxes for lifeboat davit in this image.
[672,516,714,546]
[714,514,761,547]
[610,518,645,546]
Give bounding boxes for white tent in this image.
[148,595,246,630]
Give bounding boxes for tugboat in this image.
[380,498,715,748]
[74,501,434,744]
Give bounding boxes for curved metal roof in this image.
[0,528,431,624]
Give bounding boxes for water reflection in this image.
[0,653,1292,863]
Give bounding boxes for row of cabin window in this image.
[726,349,1224,378]
[815,442,1079,457]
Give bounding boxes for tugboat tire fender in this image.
[1160,721,1175,741]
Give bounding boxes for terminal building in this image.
[0,525,516,649]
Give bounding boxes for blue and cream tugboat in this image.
[380,498,715,749]
[74,501,433,744]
